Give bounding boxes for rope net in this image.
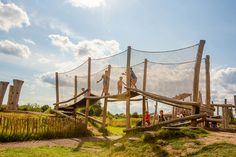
[57,43,206,111]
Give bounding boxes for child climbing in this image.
[145,111,151,126]
[122,67,137,88]
[117,76,125,94]
[158,110,167,122]
[97,70,109,96]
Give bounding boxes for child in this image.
[97,70,109,96]
[122,68,137,88]
[117,76,124,94]
[158,110,167,122]
[145,111,151,126]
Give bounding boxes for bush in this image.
[131,112,139,118]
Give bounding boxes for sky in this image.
[0,0,236,114]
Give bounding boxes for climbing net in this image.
[57,43,205,107]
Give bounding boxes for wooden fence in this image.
[0,115,89,141]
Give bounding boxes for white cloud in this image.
[0,2,30,32]
[211,67,236,103]
[0,40,31,58]
[48,34,120,59]
[48,34,77,52]
[67,0,106,8]
[38,57,51,64]
[77,39,120,58]
[23,39,36,45]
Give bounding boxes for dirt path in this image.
[0,136,122,149]
[0,131,235,150]
[199,131,236,145]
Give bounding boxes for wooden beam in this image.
[206,118,222,123]
[55,72,59,110]
[51,109,77,122]
[192,40,205,126]
[107,98,144,102]
[142,59,148,126]
[123,113,207,133]
[126,46,131,129]
[205,55,211,115]
[74,75,78,103]
[85,57,91,128]
[53,89,88,106]
[211,104,234,107]
[130,88,200,107]
[102,64,111,128]
[76,111,103,125]
[0,81,9,106]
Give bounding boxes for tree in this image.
[131,112,139,118]
[41,105,50,112]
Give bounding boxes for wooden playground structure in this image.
[0,40,235,134]
[51,40,236,133]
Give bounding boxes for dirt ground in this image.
[0,136,122,149]
[198,131,236,145]
[0,131,235,150]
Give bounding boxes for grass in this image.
[107,126,125,136]
[186,143,236,157]
[0,146,109,157]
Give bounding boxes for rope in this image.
[131,43,199,54]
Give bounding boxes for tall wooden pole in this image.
[74,75,78,103]
[55,72,59,110]
[205,55,211,115]
[102,65,111,128]
[126,46,131,129]
[142,59,148,126]
[0,81,9,106]
[85,57,91,128]
[192,40,205,126]
[234,95,236,114]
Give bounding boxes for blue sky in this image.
[0,0,235,113]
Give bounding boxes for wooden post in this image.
[0,81,9,106]
[205,55,211,116]
[74,75,78,103]
[142,59,148,126]
[55,72,59,110]
[102,65,111,128]
[126,46,131,129]
[192,40,205,126]
[85,57,91,127]
[7,85,14,110]
[7,80,24,110]
[234,95,236,114]
[152,102,158,125]
[217,106,219,116]
[224,99,229,129]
